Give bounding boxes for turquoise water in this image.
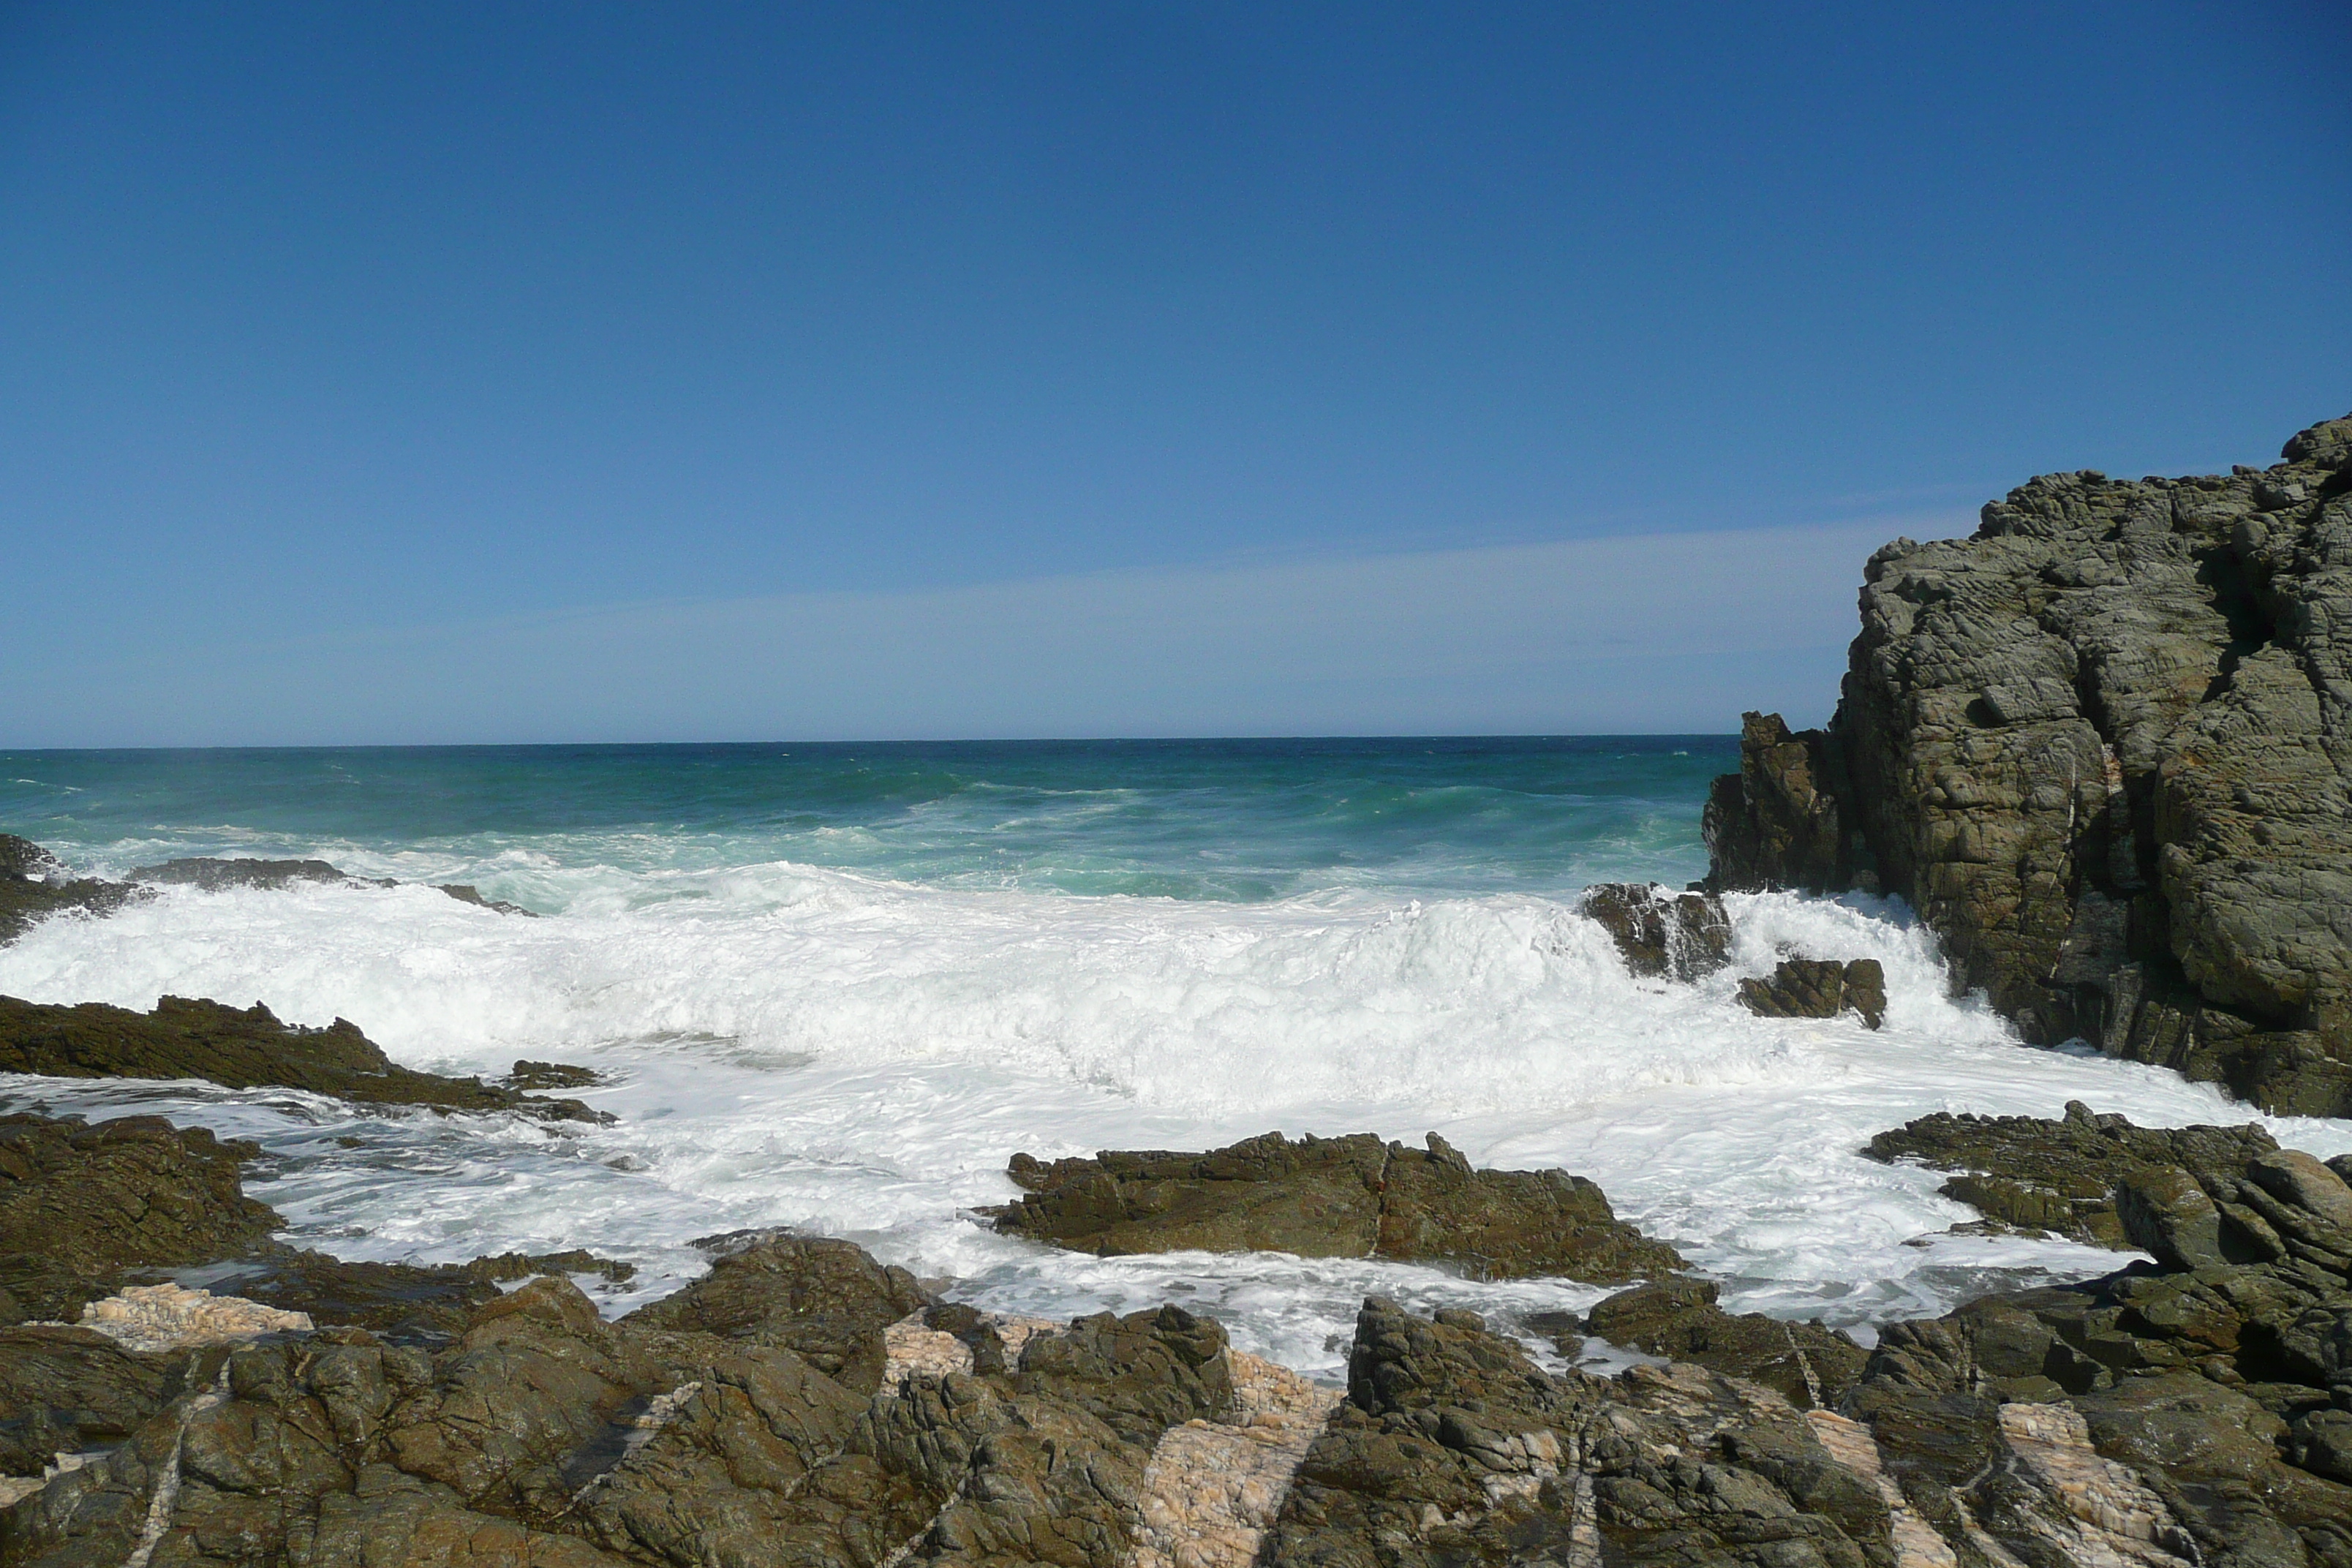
[9,732,2341,1371]
[0,736,1734,903]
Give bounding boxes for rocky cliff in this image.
[1708,412,2352,1115]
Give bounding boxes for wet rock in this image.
[1863,1099,2283,1248]
[0,840,58,882]
[1706,413,2352,1113]
[1583,1278,1868,1410]
[992,1131,1686,1284]
[1736,957,1887,1028]
[0,1327,169,1478]
[0,995,606,1122]
[128,856,394,892]
[0,1112,280,1325]
[502,1061,601,1090]
[436,884,535,916]
[1579,882,1732,981]
[208,1249,630,1343]
[0,840,139,946]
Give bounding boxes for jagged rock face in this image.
[1736,958,1886,1029]
[0,1114,282,1326]
[0,1269,1243,1568]
[0,995,604,1122]
[1708,412,2352,1115]
[991,1131,1687,1284]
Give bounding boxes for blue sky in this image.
[4,2,2346,743]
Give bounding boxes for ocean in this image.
[3,737,2345,1376]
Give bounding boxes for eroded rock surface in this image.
[0,1266,1249,1568]
[1708,412,2352,1114]
[0,995,603,1121]
[992,1131,1686,1284]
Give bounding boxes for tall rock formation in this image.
[1708,412,2352,1115]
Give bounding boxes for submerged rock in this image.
[1736,957,1887,1028]
[1580,882,1732,981]
[0,995,605,1121]
[504,1060,603,1090]
[127,856,392,891]
[436,883,535,916]
[0,837,140,947]
[992,1131,1687,1284]
[1706,412,2352,1114]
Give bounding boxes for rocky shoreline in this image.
[1,412,2350,1564]
[1704,412,2352,1115]
[4,1092,2351,1567]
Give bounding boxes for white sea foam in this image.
[3,868,2345,1378]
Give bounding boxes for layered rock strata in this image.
[1707,412,2352,1114]
[991,1131,1687,1284]
[0,995,603,1121]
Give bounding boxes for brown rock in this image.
[0,995,605,1122]
[1579,883,1732,980]
[1706,413,2352,1114]
[993,1131,1686,1284]
[1736,958,1888,1028]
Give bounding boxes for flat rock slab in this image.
[0,994,603,1121]
[993,1131,1686,1284]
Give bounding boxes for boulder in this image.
[1736,957,1888,1028]
[1579,883,1732,981]
[1705,413,2352,1113]
[992,1131,1686,1284]
[0,995,604,1122]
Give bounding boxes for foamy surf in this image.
[4,859,2347,1379]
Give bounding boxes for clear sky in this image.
[4,1,2347,744]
